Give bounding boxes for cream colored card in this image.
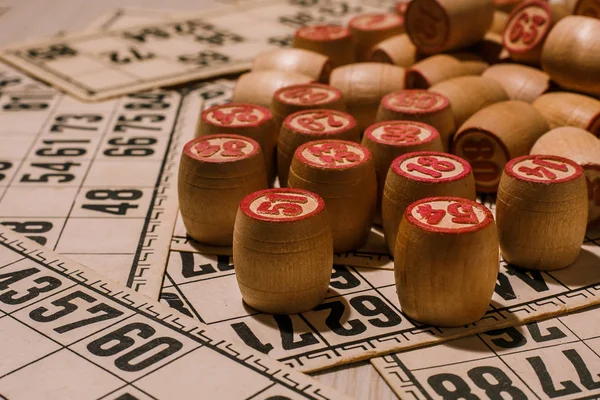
[0,225,349,400]
[0,0,390,101]
[372,296,600,399]
[160,220,600,373]
[0,64,199,298]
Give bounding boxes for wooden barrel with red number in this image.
[452,100,549,193]
[277,109,360,186]
[293,25,356,67]
[362,121,444,220]
[233,188,333,314]
[404,0,494,54]
[503,0,555,65]
[376,89,455,151]
[383,152,476,255]
[497,155,588,270]
[395,196,498,327]
[199,103,277,183]
[271,83,347,129]
[348,13,405,61]
[178,134,268,247]
[288,139,377,252]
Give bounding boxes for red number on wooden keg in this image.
[413,4,441,40]
[220,140,247,157]
[256,193,308,217]
[381,124,421,143]
[297,111,344,132]
[194,140,221,157]
[416,204,446,225]
[395,92,438,110]
[306,142,361,166]
[212,106,258,125]
[509,12,547,44]
[283,87,328,104]
[517,157,568,180]
[406,155,455,178]
[447,202,478,224]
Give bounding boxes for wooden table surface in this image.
[0,0,397,398]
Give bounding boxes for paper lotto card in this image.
[0,225,349,400]
[0,0,396,101]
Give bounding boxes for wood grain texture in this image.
[532,91,600,136]
[482,63,550,103]
[452,100,549,192]
[395,197,498,327]
[405,0,494,54]
[405,53,488,89]
[233,188,333,314]
[348,13,404,61]
[329,63,405,131]
[430,75,509,128]
[288,140,376,252]
[293,25,356,68]
[232,70,313,108]
[199,103,278,184]
[497,155,588,270]
[178,135,268,247]
[531,127,600,225]
[368,33,422,67]
[382,152,476,255]
[541,16,600,98]
[252,48,332,83]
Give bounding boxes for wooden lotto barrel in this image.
[405,54,488,89]
[574,0,600,16]
[497,155,588,270]
[178,134,268,247]
[362,121,444,214]
[271,83,346,128]
[430,75,509,128]
[277,109,360,186]
[532,92,600,136]
[503,0,556,65]
[199,103,277,183]
[329,62,405,131]
[490,10,509,34]
[233,188,332,314]
[404,0,494,54]
[293,25,356,67]
[541,16,600,98]
[288,140,377,252]
[482,64,551,103]
[383,152,476,255]
[531,127,600,225]
[395,197,498,327]
[368,34,422,67]
[375,89,455,151]
[348,13,405,61]
[232,70,312,108]
[452,100,549,192]
[252,48,332,82]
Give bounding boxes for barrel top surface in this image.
[349,13,404,31]
[404,0,450,53]
[365,120,440,146]
[274,83,342,106]
[295,25,352,41]
[295,139,371,170]
[183,134,260,163]
[505,154,584,184]
[405,196,494,234]
[392,151,472,183]
[284,109,356,135]
[382,90,450,114]
[503,0,552,54]
[202,103,272,128]
[240,188,325,223]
